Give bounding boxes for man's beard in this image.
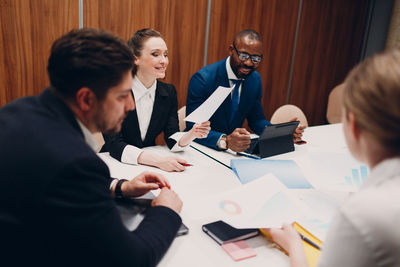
[94,108,126,135]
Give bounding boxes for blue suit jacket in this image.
[186,58,270,150]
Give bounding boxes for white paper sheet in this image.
[184,85,234,123]
[184,172,340,240]
[185,174,287,225]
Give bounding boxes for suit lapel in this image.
[127,108,144,147]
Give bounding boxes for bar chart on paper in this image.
[305,152,369,191]
[344,165,368,187]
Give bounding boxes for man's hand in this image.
[226,128,251,152]
[121,171,171,198]
[290,117,306,143]
[152,187,183,214]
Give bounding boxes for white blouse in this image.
[318,157,400,267]
[120,77,186,165]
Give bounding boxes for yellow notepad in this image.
[260,222,322,267]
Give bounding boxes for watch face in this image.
[219,139,227,149]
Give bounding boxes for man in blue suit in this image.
[186,29,304,152]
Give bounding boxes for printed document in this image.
[185,85,234,123]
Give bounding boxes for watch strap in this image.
[115,179,128,198]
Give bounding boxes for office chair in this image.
[326,83,345,124]
[270,104,308,127]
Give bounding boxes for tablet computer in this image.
[245,121,299,158]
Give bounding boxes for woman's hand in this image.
[189,121,211,139]
[178,121,211,147]
[155,156,187,172]
[263,223,308,267]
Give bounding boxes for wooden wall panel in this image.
[0,0,370,129]
[0,0,79,107]
[289,0,368,125]
[84,0,208,109]
[207,0,300,121]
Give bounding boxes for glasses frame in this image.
[232,44,263,64]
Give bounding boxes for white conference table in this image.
[98,123,347,267]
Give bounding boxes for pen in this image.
[181,163,193,167]
[299,233,321,250]
[190,145,232,169]
[237,152,260,160]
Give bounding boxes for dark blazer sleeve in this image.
[45,156,181,267]
[102,131,130,161]
[101,90,141,161]
[162,84,180,149]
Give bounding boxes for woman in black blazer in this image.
[102,28,210,172]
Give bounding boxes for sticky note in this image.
[221,240,257,261]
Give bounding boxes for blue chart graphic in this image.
[344,165,368,187]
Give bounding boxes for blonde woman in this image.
[267,50,400,267]
[102,29,210,172]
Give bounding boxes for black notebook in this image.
[202,220,259,245]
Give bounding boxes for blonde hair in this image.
[343,49,400,154]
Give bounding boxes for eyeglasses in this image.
[233,44,263,64]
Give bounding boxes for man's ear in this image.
[75,87,96,112]
[229,44,234,55]
[348,112,361,140]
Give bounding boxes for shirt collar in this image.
[75,118,99,152]
[132,76,157,101]
[226,56,241,81]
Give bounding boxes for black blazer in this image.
[102,80,180,161]
[0,89,181,267]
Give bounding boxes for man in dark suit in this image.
[186,29,305,152]
[0,28,182,267]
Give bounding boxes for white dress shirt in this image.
[226,56,243,100]
[76,118,99,152]
[120,76,187,165]
[132,76,157,141]
[318,157,400,267]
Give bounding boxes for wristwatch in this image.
[115,179,128,198]
[217,134,228,150]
